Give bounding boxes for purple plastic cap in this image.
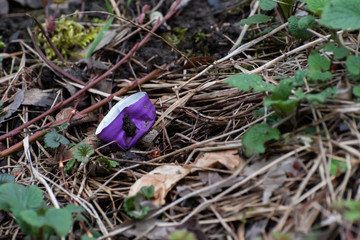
[95,92,156,150]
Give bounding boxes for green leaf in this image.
[259,0,277,10]
[330,159,347,175]
[271,76,304,101]
[271,81,294,101]
[254,108,282,126]
[168,229,196,240]
[126,0,132,9]
[86,17,114,59]
[242,123,280,156]
[306,0,331,14]
[324,42,349,60]
[139,185,154,198]
[294,88,336,104]
[65,158,76,173]
[124,195,150,219]
[225,74,275,92]
[63,204,84,213]
[320,0,360,30]
[0,173,15,185]
[0,183,43,216]
[105,0,114,14]
[346,55,360,75]
[240,14,272,25]
[298,15,315,29]
[45,208,73,236]
[56,122,70,132]
[0,36,5,48]
[308,52,331,71]
[265,98,300,116]
[73,143,94,163]
[345,211,360,221]
[307,52,332,81]
[124,186,155,219]
[278,0,294,19]
[20,209,46,230]
[21,208,73,237]
[353,86,360,97]
[44,132,70,148]
[288,16,312,40]
[334,200,360,221]
[308,69,332,81]
[344,201,360,211]
[294,69,308,83]
[96,157,119,171]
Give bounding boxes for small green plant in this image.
[242,123,280,156]
[0,183,84,239]
[226,68,335,155]
[37,15,101,60]
[65,143,94,173]
[329,159,347,176]
[226,0,360,156]
[44,123,70,149]
[333,200,360,221]
[192,32,209,55]
[96,157,119,171]
[288,15,315,40]
[164,27,188,45]
[124,185,155,219]
[72,143,94,163]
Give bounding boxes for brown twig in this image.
[29,14,67,65]
[0,43,138,142]
[0,66,164,158]
[0,0,181,143]
[28,23,87,85]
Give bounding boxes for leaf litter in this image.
[1,0,360,239]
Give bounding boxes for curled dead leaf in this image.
[129,165,191,206]
[194,150,245,171]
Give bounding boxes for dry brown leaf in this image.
[194,150,245,171]
[23,88,57,107]
[129,165,191,205]
[244,157,301,203]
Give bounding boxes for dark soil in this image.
[1,0,244,73]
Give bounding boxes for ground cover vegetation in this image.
[1,0,360,239]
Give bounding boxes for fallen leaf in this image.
[22,88,58,107]
[129,165,191,205]
[244,157,301,203]
[177,171,237,197]
[56,107,74,122]
[194,150,244,171]
[0,89,24,122]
